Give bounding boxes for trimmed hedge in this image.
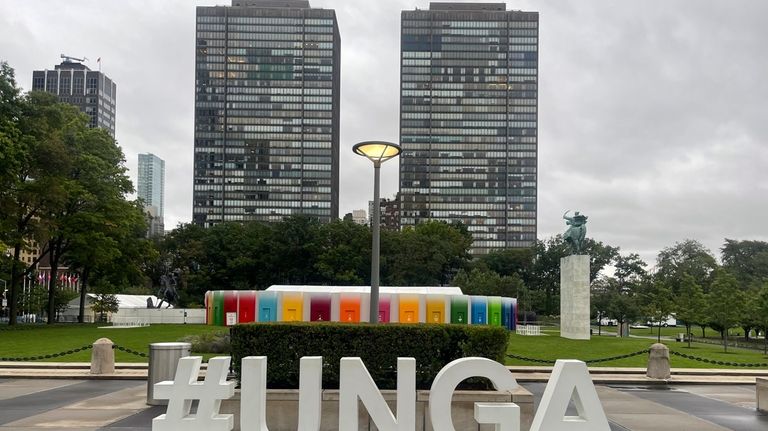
[230,323,509,389]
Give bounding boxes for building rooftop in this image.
[429,2,506,11]
[53,61,91,71]
[232,0,310,8]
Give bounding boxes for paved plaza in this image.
[0,378,766,430]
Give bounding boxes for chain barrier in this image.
[112,344,148,358]
[0,345,92,362]
[669,350,768,368]
[506,349,650,365]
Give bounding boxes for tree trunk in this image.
[658,323,662,343]
[701,326,706,338]
[8,243,21,325]
[77,269,89,323]
[686,323,692,349]
[724,329,729,353]
[764,328,767,355]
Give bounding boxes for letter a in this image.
[529,360,610,431]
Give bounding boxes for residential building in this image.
[351,209,367,225]
[369,196,401,231]
[399,2,539,254]
[193,0,341,227]
[137,153,165,236]
[31,58,117,136]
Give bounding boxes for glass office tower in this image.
[399,2,538,254]
[193,0,340,227]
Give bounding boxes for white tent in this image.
[60,293,169,322]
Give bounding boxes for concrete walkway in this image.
[0,377,765,430]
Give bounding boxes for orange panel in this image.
[399,295,419,323]
[339,294,360,323]
[426,297,445,324]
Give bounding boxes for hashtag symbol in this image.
[152,356,235,431]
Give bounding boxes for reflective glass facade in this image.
[399,3,538,254]
[193,0,340,227]
[138,153,165,218]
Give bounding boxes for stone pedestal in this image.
[646,343,671,379]
[757,377,768,412]
[560,255,590,340]
[90,338,115,374]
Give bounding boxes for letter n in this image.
[339,357,415,431]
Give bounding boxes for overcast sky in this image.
[2,0,767,266]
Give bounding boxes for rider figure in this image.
[563,210,588,254]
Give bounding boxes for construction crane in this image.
[60,54,88,63]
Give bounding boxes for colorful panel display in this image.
[258,291,278,322]
[471,296,487,325]
[310,293,332,322]
[282,292,303,322]
[204,289,516,328]
[378,295,391,323]
[399,294,419,323]
[238,291,257,323]
[340,294,361,323]
[426,295,445,324]
[212,291,224,326]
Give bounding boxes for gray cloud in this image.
[2,0,766,266]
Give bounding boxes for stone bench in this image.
[758,377,768,413]
[220,387,534,431]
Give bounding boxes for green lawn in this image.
[0,324,225,362]
[507,331,768,368]
[2,324,766,368]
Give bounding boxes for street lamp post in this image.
[353,141,401,324]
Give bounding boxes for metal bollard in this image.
[146,342,191,405]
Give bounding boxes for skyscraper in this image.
[138,153,165,237]
[399,2,539,254]
[32,57,117,136]
[193,0,341,227]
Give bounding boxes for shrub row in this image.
[230,322,509,389]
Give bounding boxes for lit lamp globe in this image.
[353,140,401,323]
[352,141,401,166]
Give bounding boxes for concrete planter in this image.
[220,387,534,431]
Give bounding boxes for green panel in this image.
[450,296,468,324]
[488,297,502,326]
[213,291,225,326]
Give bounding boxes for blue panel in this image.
[258,291,277,322]
[471,296,487,325]
[502,298,513,330]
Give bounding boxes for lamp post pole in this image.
[370,161,381,324]
[352,141,401,325]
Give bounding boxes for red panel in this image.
[238,291,257,323]
[310,294,331,322]
[224,290,238,325]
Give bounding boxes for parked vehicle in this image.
[647,315,677,327]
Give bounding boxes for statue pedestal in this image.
[560,255,590,340]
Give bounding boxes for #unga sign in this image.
[152,356,610,431]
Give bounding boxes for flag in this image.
[97,57,101,63]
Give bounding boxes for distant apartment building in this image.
[351,209,367,225]
[32,58,117,136]
[369,196,401,231]
[137,153,165,236]
[398,3,539,254]
[193,0,341,227]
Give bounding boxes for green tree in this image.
[315,220,370,285]
[1,87,76,324]
[754,283,768,354]
[675,274,706,348]
[90,293,119,322]
[721,239,768,286]
[643,280,675,342]
[707,270,747,352]
[656,239,718,295]
[594,276,642,336]
[453,268,524,297]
